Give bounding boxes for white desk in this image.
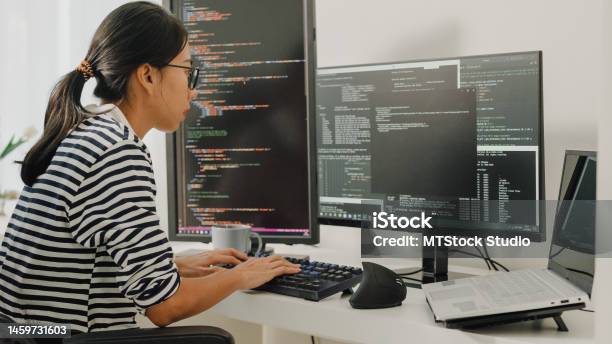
[170,240,594,344]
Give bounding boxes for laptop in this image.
[422,150,596,324]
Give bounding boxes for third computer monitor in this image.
[316,51,544,240]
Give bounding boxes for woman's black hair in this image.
[21,1,188,186]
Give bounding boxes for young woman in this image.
[0,1,300,333]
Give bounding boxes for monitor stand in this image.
[394,245,477,289]
[422,244,449,283]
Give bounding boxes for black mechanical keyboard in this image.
[254,257,363,301]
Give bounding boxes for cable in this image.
[474,246,492,270]
[449,248,510,272]
[565,267,594,278]
[398,268,423,276]
[483,243,510,272]
[579,309,595,313]
[489,259,510,272]
[483,244,510,272]
[482,244,498,271]
[401,276,421,283]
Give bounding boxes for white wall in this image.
[0,0,63,192]
[0,0,154,196]
[594,0,612,341]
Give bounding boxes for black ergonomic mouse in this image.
[349,262,407,309]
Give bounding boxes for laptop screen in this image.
[548,151,596,296]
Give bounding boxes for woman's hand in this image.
[147,255,301,326]
[174,248,248,278]
[232,255,301,290]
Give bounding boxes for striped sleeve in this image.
[67,140,180,311]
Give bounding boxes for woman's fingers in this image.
[212,254,242,266]
[263,255,281,261]
[262,255,286,263]
[268,259,300,270]
[273,265,300,276]
[235,256,299,273]
[199,266,225,275]
[215,248,248,261]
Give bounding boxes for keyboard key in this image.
[302,283,315,290]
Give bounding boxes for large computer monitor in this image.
[316,51,545,241]
[167,0,319,244]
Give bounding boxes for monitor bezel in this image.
[317,51,546,242]
[166,0,319,244]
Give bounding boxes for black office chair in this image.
[0,315,234,344]
[65,326,234,344]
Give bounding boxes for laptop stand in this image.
[440,303,585,332]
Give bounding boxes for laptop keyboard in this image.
[537,269,583,296]
[470,269,572,307]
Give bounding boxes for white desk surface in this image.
[171,241,594,344]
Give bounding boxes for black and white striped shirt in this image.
[0,106,180,333]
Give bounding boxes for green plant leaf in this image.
[0,134,28,160]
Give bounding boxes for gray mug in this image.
[211,224,263,255]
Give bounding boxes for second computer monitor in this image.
[317,51,544,239]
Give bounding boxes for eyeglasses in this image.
[166,64,200,89]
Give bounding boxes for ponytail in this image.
[20,70,89,186]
